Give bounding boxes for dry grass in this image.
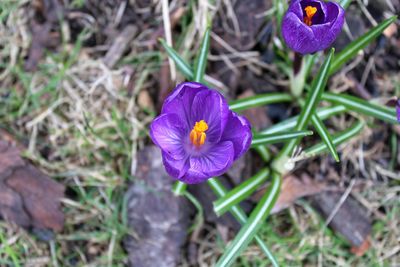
[0,0,399,266]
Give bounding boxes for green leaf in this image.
[159,39,193,80]
[193,28,211,82]
[322,92,397,124]
[339,0,352,9]
[261,105,347,135]
[253,145,271,162]
[172,181,187,196]
[330,16,397,74]
[277,48,335,161]
[296,48,335,130]
[207,179,280,267]
[305,120,364,157]
[183,191,204,233]
[311,115,340,162]
[229,93,292,112]
[214,172,282,267]
[251,130,313,147]
[213,168,270,216]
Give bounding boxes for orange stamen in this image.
[189,120,208,147]
[304,6,317,26]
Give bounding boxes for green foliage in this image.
[213,168,270,216]
[159,4,398,266]
[330,16,397,74]
[214,172,281,267]
[193,28,211,83]
[160,7,398,261]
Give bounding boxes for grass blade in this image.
[159,39,193,80]
[305,120,364,157]
[311,114,340,162]
[229,93,292,112]
[330,16,397,74]
[276,48,335,163]
[215,172,281,267]
[172,181,187,196]
[213,168,270,216]
[253,145,271,162]
[193,28,211,82]
[261,105,347,135]
[339,0,352,8]
[251,130,313,147]
[295,48,335,130]
[207,179,280,267]
[322,93,397,124]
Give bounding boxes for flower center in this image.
[304,6,317,26]
[189,120,208,147]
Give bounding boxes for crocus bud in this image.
[282,0,345,54]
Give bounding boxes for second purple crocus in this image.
[282,0,345,54]
[150,82,252,184]
[396,99,400,123]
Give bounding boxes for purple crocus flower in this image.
[396,99,400,123]
[150,82,252,184]
[282,0,345,54]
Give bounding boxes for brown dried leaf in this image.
[351,237,371,257]
[0,141,65,232]
[271,174,328,214]
[252,174,329,214]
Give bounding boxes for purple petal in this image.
[310,3,344,51]
[287,0,304,19]
[300,0,327,25]
[177,168,209,184]
[149,113,187,160]
[162,152,190,179]
[325,1,342,23]
[221,111,252,160]
[191,89,230,143]
[396,99,400,123]
[282,12,319,54]
[162,82,208,128]
[282,0,345,54]
[188,141,234,179]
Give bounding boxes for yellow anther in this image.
[190,120,208,147]
[194,120,208,132]
[304,6,317,26]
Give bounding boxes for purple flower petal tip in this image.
[396,99,400,123]
[150,82,252,184]
[282,0,345,54]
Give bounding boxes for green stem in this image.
[229,93,292,112]
[261,105,346,135]
[322,92,397,124]
[252,130,313,147]
[193,28,211,82]
[172,181,187,196]
[214,172,282,267]
[207,179,280,267]
[304,120,364,157]
[311,114,340,162]
[254,145,271,162]
[290,53,306,97]
[213,168,270,216]
[272,49,335,174]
